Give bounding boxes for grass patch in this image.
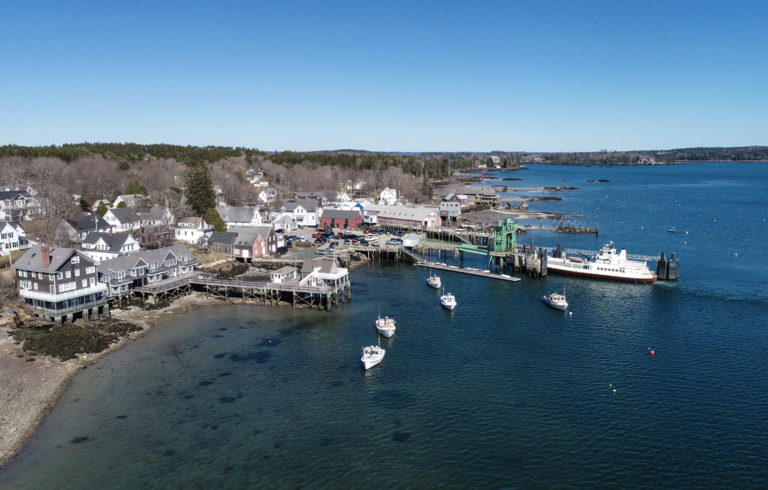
[9,320,142,361]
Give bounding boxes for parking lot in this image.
[277,227,408,260]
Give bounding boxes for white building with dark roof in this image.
[175,217,211,245]
[280,199,321,227]
[0,221,29,256]
[215,205,262,229]
[103,208,141,233]
[363,204,441,229]
[80,231,141,263]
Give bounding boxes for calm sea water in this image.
[2,162,768,488]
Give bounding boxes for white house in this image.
[80,231,141,263]
[215,205,262,229]
[0,189,40,221]
[103,208,141,233]
[0,221,29,256]
[335,191,351,203]
[258,187,277,204]
[112,194,145,208]
[379,187,397,206]
[139,206,175,227]
[281,199,321,228]
[270,213,297,232]
[175,217,211,245]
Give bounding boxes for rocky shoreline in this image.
[0,292,222,468]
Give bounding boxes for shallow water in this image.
[2,162,767,488]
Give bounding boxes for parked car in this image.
[387,238,403,245]
[312,232,322,238]
[276,246,287,255]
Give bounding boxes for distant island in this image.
[2,143,767,167]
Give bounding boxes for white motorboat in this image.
[440,292,457,311]
[542,291,568,311]
[375,315,396,337]
[426,271,441,289]
[361,345,385,370]
[546,241,657,283]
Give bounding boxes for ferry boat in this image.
[375,315,396,337]
[546,241,657,283]
[361,345,385,370]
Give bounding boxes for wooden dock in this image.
[414,262,521,282]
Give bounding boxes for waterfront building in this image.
[280,199,321,228]
[97,245,197,299]
[363,204,441,229]
[230,226,278,260]
[300,258,349,288]
[208,231,237,257]
[270,266,298,284]
[319,209,363,230]
[13,244,107,321]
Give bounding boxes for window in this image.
[90,277,95,286]
[71,256,79,264]
[57,272,63,280]
[65,270,71,279]
[33,283,38,290]
[19,280,31,289]
[82,279,87,287]
[59,282,76,292]
[86,266,95,274]
[75,269,80,277]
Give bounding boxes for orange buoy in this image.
[650,349,655,357]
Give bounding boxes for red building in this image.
[319,209,363,230]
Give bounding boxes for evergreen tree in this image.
[117,201,127,208]
[79,197,90,212]
[204,208,227,232]
[185,163,216,216]
[124,178,147,195]
[95,201,109,216]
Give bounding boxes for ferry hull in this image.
[547,265,657,283]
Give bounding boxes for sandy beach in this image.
[0,292,219,468]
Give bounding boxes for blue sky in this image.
[2,1,767,152]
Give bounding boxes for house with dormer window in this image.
[215,205,262,229]
[80,231,140,263]
[280,199,321,228]
[97,245,197,299]
[13,245,107,322]
[0,189,40,221]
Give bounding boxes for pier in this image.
[414,262,520,282]
[133,272,351,311]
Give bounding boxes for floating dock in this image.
[414,262,521,282]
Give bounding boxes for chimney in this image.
[41,244,51,268]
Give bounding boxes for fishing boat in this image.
[426,271,441,289]
[542,290,568,311]
[546,241,657,283]
[440,291,457,310]
[375,315,396,337]
[361,344,385,370]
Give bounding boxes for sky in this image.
[2,0,767,152]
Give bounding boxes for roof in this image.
[97,245,194,275]
[282,199,318,212]
[66,213,111,233]
[13,245,93,273]
[209,231,237,244]
[230,225,274,245]
[177,217,205,228]
[321,209,361,220]
[273,266,297,275]
[82,232,133,251]
[0,189,32,201]
[363,204,440,221]
[215,205,258,223]
[108,207,140,224]
[301,257,338,274]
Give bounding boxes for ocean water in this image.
[2,162,768,488]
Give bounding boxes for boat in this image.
[361,344,385,370]
[440,291,457,310]
[668,227,676,233]
[375,315,396,337]
[426,271,442,289]
[542,290,568,311]
[546,241,657,283]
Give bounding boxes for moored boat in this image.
[546,241,657,283]
[427,271,441,289]
[375,315,396,337]
[440,292,457,311]
[361,345,385,370]
[542,291,568,311]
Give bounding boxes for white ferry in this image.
[546,241,657,283]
